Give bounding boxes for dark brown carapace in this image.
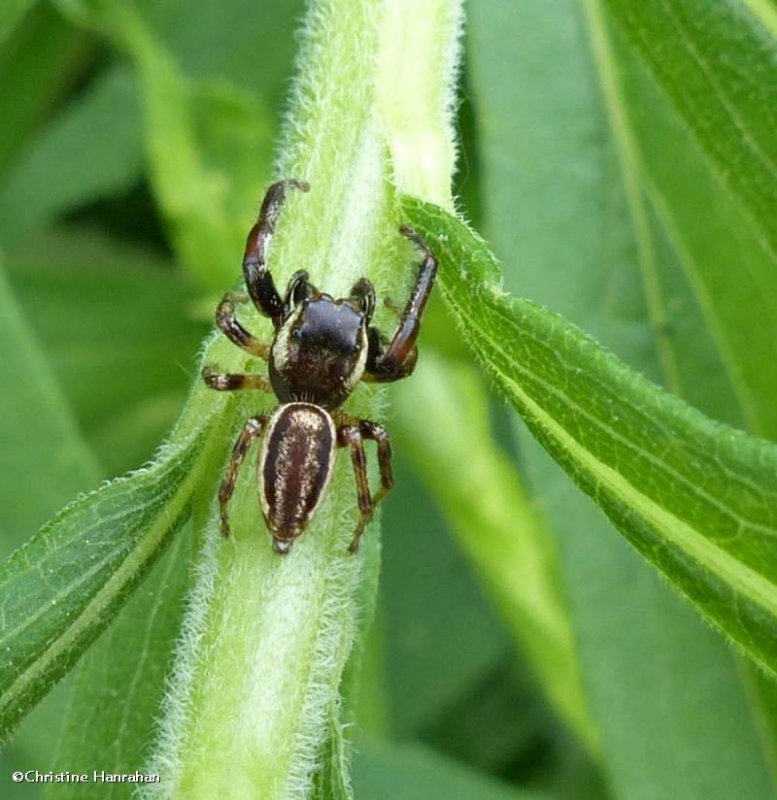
[203,179,437,554]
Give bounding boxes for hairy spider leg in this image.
[201,365,272,393]
[218,415,269,537]
[338,420,394,553]
[364,224,438,382]
[215,292,271,359]
[243,179,310,326]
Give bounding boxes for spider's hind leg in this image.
[338,419,394,554]
[218,415,268,537]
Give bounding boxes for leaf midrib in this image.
[486,337,777,646]
[459,290,775,538]
[0,428,217,728]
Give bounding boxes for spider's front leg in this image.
[338,420,394,553]
[243,178,309,327]
[363,225,438,383]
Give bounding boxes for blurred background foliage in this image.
[1,1,775,798]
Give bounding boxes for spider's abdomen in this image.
[258,402,336,553]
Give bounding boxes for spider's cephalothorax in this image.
[203,179,437,554]
[269,276,372,408]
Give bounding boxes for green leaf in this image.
[467,0,777,795]
[55,0,305,113]
[147,0,304,112]
[599,0,777,264]
[393,354,596,753]
[586,4,777,787]
[0,0,36,44]
[0,262,100,550]
[0,4,93,177]
[52,0,279,292]
[376,451,511,736]
[588,0,777,437]
[401,195,777,682]
[351,739,548,800]
[48,526,192,800]
[0,1,301,252]
[466,1,777,794]
[114,6,274,291]
[6,228,206,474]
[0,68,143,248]
[0,254,101,783]
[0,408,226,741]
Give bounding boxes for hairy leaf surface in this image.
[402,196,777,679]
[0,412,223,739]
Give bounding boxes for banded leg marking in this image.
[338,420,394,553]
[215,291,271,359]
[243,179,309,325]
[202,366,272,393]
[219,415,268,537]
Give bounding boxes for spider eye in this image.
[350,278,376,319]
[285,270,311,309]
[291,280,308,306]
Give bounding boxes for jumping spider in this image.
[203,179,438,554]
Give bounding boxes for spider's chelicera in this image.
[203,179,438,554]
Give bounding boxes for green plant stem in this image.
[142,1,463,798]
